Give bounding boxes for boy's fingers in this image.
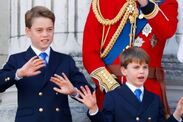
[178,97,183,105]
[53,87,63,93]
[33,59,44,66]
[34,64,45,70]
[62,73,69,81]
[54,74,62,79]
[54,74,65,82]
[50,77,61,84]
[92,91,97,100]
[30,56,38,61]
[80,86,87,95]
[34,62,45,67]
[75,97,83,103]
[32,71,41,76]
[51,75,63,83]
[50,77,63,87]
[76,89,85,98]
[28,56,39,64]
[85,85,91,94]
[92,91,96,97]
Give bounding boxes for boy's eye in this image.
[48,28,53,31]
[133,66,139,69]
[143,65,148,69]
[36,29,42,32]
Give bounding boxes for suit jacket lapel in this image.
[137,89,154,115]
[25,47,37,61]
[118,85,141,110]
[23,47,46,91]
[118,85,155,116]
[39,48,61,90]
[25,46,47,80]
[24,47,60,90]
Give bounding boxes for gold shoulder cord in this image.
[92,0,139,58]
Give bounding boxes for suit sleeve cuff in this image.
[89,107,99,116]
[15,69,23,81]
[173,113,182,122]
[70,87,80,98]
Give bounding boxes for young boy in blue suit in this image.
[76,47,183,122]
[0,6,92,122]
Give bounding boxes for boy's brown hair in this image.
[25,6,55,28]
[120,47,150,68]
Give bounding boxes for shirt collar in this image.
[31,45,50,57]
[126,82,144,93]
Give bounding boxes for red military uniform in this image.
[83,0,178,117]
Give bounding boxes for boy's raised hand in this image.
[50,73,77,95]
[17,56,45,78]
[173,97,183,121]
[76,86,98,113]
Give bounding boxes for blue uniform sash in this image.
[103,0,164,65]
[103,18,147,65]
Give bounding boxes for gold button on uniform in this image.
[39,108,43,112]
[56,107,60,112]
[38,92,43,96]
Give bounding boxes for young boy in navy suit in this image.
[76,47,183,122]
[0,6,92,122]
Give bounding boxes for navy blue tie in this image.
[134,89,142,102]
[39,52,47,65]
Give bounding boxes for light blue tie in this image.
[39,52,47,65]
[134,89,142,102]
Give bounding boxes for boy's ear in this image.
[25,27,31,38]
[120,66,126,76]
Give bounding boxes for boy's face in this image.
[26,17,54,51]
[121,61,149,87]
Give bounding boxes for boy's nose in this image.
[42,31,49,37]
[139,68,145,73]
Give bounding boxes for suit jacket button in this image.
[39,108,43,112]
[7,77,10,80]
[136,117,140,121]
[5,78,7,82]
[38,92,43,96]
[5,77,10,82]
[56,107,60,112]
[148,117,152,121]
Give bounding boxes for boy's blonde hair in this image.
[120,47,150,68]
